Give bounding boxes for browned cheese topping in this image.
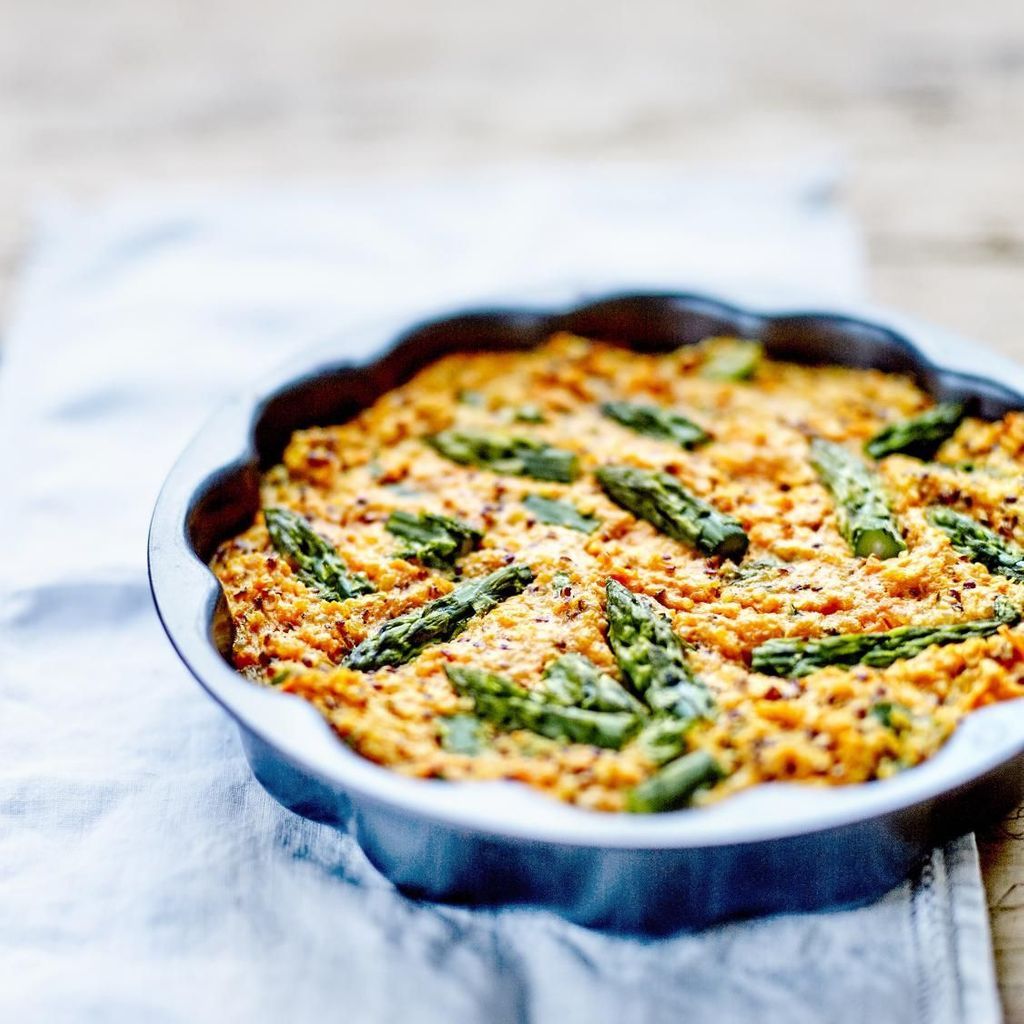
[211,334,1024,812]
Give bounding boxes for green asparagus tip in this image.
[540,653,646,714]
[865,401,966,460]
[854,526,907,560]
[809,439,905,560]
[522,494,601,534]
[600,400,709,449]
[928,506,1024,583]
[604,579,716,723]
[699,338,763,381]
[345,564,533,670]
[263,506,375,602]
[446,664,641,749]
[626,750,724,813]
[634,717,694,767]
[751,599,1020,678]
[596,465,749,562]
[427,429,579,483]
[385,509,482,571]
[438,714,489,755]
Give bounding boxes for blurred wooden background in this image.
[2,0,1023,1013]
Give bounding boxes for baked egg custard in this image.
[212,333,1024,812]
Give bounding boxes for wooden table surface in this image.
[3,0,1023,1014]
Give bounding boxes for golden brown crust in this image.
[211,334,1024,811]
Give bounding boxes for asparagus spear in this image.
[723,558,784,588]
[699,338,763,381]
[427,429,579,483]
[446,664,524,699]
[626,751,724,813]
[263,507,374,601]
[438,714,488,755]
[596,465,749,561]
[928,506,1024,583]
[522,495,600,534]
[445,666,641,749]
[865,401,965,460]
[605,579,716,722]
[751,598,1020,678]
[345,564,534,670]
[600,401,709,449]
[539,654,646,713]
[634,717,694,767]
[809,439,906,559]
[385,510,482,570]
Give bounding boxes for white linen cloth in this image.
[0,168,1002,1024]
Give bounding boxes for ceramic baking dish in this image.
[148,291,1024,932]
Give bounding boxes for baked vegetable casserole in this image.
[212,333,1024,813]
